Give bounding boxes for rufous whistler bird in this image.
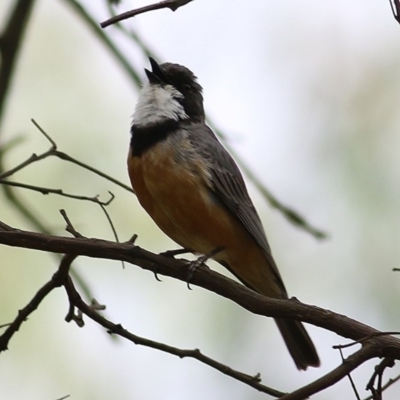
[127,57,320,370]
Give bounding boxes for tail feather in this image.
[275,318,320,370]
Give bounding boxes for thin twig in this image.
[338,347,361,400]
[366,358,395,400]
[31,118,57,147]
[100,0,194,28]
[0,180,115,205]
[334,332,400,350]
[363,373,400,400]
[280,345,377,400]
[60,209,84,238]
[99,196,126,268]
[63,275,285,397]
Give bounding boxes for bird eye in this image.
[183,83,192,91]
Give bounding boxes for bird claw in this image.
[185,247,223,290]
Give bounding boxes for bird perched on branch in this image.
[127,57,320,370]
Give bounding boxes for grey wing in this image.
[187,124,272,256]
[185,123,287,291]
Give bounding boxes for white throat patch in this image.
[133,83,188,127]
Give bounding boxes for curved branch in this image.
[100,0,194,28]
[280,344,378,400]
[1,221,400,358]
[64,275,285,397]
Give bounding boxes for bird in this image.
[127,57,320,370]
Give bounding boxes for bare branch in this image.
[0,254,76,352]
[98,196,126,268]
[280,345,378,400]
[363,373,400,400]
[2,222,400,357]
[366,358,395,400]
[100,0,194,28]
[63,274,285,397]
[338,347,361,400]
[0,179,114,205]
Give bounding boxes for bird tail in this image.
[275,318,320,370]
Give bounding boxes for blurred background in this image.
[1,0,400,399]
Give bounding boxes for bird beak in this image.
[145,57,170,84]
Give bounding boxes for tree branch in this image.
[0,179,114,205]
[0,254,76,352]
[100,0,194,28]
[280,344,378,400]
[63,275,285,397]
[1,221,400,358]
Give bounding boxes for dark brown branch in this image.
[0,254,76,352]
[366,358,395,400]
[63,275,285,397]
[1,222,399,396]
[280,344,378,400]
[1,222,400,357]
[100,0,194,28]
[363,373,400,400]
